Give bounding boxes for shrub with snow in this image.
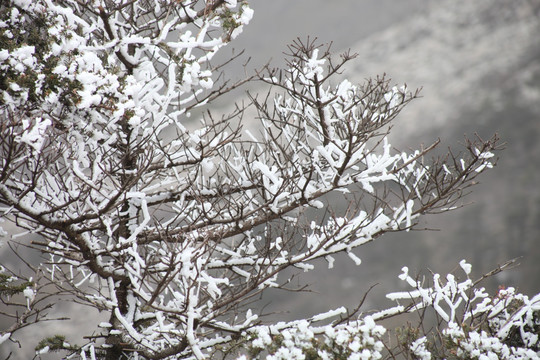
[0,1,536,359]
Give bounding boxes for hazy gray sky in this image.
[230,0,426,68]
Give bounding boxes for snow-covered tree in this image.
[0,0,537,359]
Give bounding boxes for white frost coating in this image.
[229,5,254,39]
[459,259,472,275]
[325,255,335,269]
[303,49,325,81]
[114,308,143,342]
[23,287,35,309]
[239,6,254,25]
[186,288,205,359]
[388,266,476,323]
[384,85,406,110]
[409,336,431,360]
[371,305,406,321]
[347,251,362,266]
[336,79,354,98]
[37,346,50,354]
[15,118,51,154]
[394,199,416,230]
[308,199,324,209]
[311,306,346,322]
[497,293,540,341]
[252,161,280,185]
[0,332,11,346]
[248,317,386,360]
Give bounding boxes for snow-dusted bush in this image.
[386,260,540,359]
[243,316,386,360]
[0,0,536,359]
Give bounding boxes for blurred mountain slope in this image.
[348,0,540,137]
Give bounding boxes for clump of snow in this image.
[302,49,326,81]
[23,286,35,309]
[410,337,431,360]
[15,118,51,155]
[246,316,386,360]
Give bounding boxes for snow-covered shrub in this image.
[243,317,385,360]
[385,260,540,359]
[0,1,536,359]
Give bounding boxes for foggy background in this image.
[2,0,540,357]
